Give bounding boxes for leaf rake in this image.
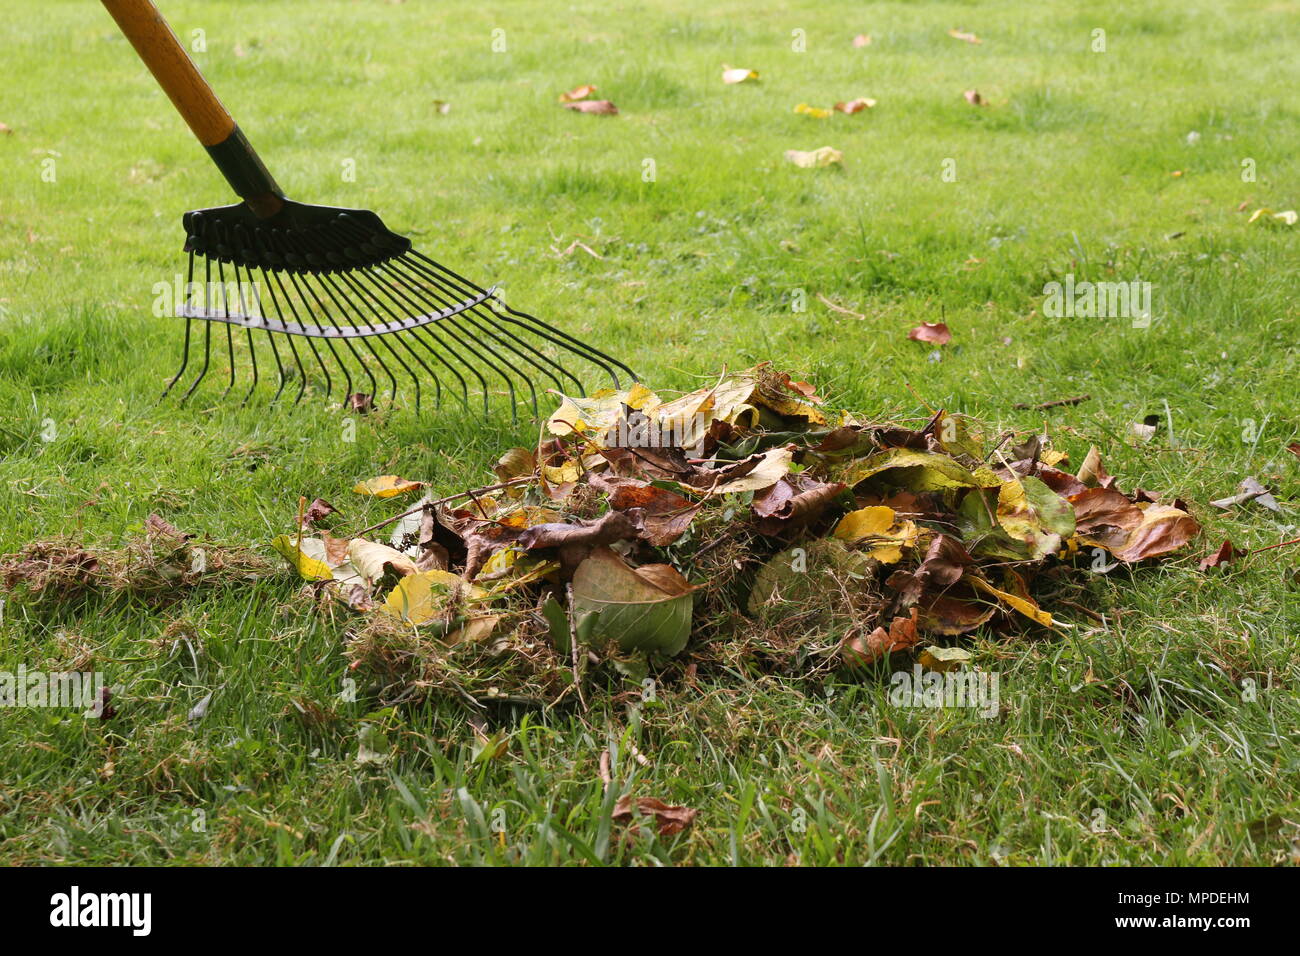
[103,0,636,416]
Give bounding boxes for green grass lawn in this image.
[1,0,1297,865]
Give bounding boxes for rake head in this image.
[165,199,636,417]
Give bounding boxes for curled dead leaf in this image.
[612,796,698,836]
[908,321,951,345]
[785,146,843,168]
[563,99,618,115]
[559,84,598,102]
[834,98,876,114]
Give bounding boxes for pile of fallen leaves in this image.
[274,364,1202,706]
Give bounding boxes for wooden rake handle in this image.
[102,0,284,217]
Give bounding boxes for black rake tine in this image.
[181,318,212,405]
[288,269,358,402]
[333,269,444,413]
[216,258,237,398]
[372,261,519,418]
[349,266,470,414]
[180,255,215,404]
[163,250,196,398]
[237,232,286,404]
[379,258,547,394]
[406,248,637,386]
[357,265,470,413]
[270,267,333,400]
[258,265,308,404]
[233,259,262,407]
[366,261,494,417]
[312,270,400,407]
[295,227,403,407]
[393,254,586,395]
[376,261,542,419]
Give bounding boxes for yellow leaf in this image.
[1247,207,1297,226]
[446,614,501,646]
[918,645,973,672]
[969,576,1058,628]
[541,460,582,485]
[785,146,843,168]
[381,570,478,625]
[833,506,918,563]
[271,535,335,582]
[794,103,833,119]
[559,84,597,102]
[352,475,423,497]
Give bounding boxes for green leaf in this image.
[570,547,694,657]
[839,448,986,492]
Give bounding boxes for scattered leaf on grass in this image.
[1210,476,1282,513]
[304,498,338,524]
[559,84,597,102]
[834,97,877,113]
[785,146,843,168]
[963,89,985,106]
[352,475,424,497]
[908,321,951,344]
[1247,208,1297,227]
[1199,539,1243,571]
[948,29,982,44]
[613,796,698,836]
[722,66,759,84]
[1287,441,1300,461]
[852,34,871,47]
[563,99,618,115]
[794,103,833,119]
[347,539,416,585]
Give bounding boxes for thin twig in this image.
[352,478,532,537]
[816,293,866,320]
[1013,394,1091,411]
[1247,536,1300,555]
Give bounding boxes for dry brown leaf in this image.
[963,89,985,106]
[852,34,871,47]
[559,84,598,102]
[948,29,982,44]
[1199,538,1243,571]
[834,97,877,114]
[304,498,339,525]
[563,100,618,115]
[908,321,952,345]
[785,146,843,168]
[842,608,920,666]
[612,796,698,836]
[607,484,702,546]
